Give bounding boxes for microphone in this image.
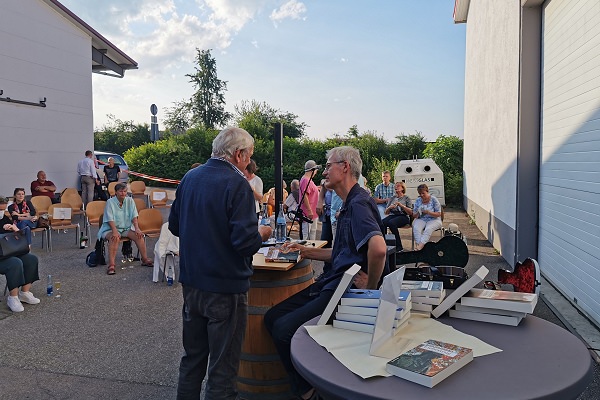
[304,165,322,172]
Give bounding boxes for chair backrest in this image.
[149,189,168,207]
[137,208,163,234]
[107,182,119,197]
[61,188,78,198]
[61,192,84,212]
[48,203,74,226]
[30,196,52,215]
[134,197,147,212]
[85,200,106,225]
[130,181,146,195]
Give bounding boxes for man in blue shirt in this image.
[373,170,395,219]
[264,145,387,400]
[169,127,272,400]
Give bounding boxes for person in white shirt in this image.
[77,150,99,207]
[243,159,263,217]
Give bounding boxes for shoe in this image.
[18,291,41,305]
[141,258,153,267]
[7,296,24,312]
[107,265,116,275]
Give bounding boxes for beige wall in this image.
[462,0,521,259]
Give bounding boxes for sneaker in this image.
[6,296,24,312]
[18,291,41,305]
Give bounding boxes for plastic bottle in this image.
[167,265,174,286]
[47,274,53,296]
[80,232,88,249]
[260,203,270,226]
[276,202,286,243]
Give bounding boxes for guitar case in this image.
[497,257,541,294]
[395,235,470,289]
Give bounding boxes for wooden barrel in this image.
[238,258,313,400]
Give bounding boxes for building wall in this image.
[0,0,93,197]
[462,0,521,263]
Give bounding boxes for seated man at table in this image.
[97,182,153,275]
[30,170,59,203]
[264,145,387,400]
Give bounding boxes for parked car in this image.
[94,151,129,184]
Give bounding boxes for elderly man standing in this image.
[169,127,272,400]
[30,170,58,203]
[77,150,98,208]
[97,183,153,275]
[264,146,387,400]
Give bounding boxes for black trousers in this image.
[0,253,39,291]
[382,214,410,250]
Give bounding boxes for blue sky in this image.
[60,0,466,141]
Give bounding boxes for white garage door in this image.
[539,0,600,326]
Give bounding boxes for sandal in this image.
[107,265,116,275]
[141,258,153,267]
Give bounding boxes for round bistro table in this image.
[291,315,594,400]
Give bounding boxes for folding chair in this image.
[30,196,52,215]
[61,192,85,222]
[149,189,169,208]
[48,203,81,251]
[84,200,106,237]
[130,181,148,207]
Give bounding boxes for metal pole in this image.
[274,122,283,217]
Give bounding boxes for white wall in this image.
[462,0,521,257]
[0,0,93,197]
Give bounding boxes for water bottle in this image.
[80,232,88,249]
[276,202,286,243]
[260,203,270,226]
[47,274,53,296]
[167,265,174,286]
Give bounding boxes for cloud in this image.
[251,40,260,48]
[340,58,348,63]
[270,0,307,25]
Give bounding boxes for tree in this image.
[163,99,192,134]
[422,135,464,175]
[94,114,151,155]
[392,131,427,160]
[186,49,231,129]
[233,100,306,140]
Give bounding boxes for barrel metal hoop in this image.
[250,273,313,288]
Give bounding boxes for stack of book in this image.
[332,289,412,333]
[449,288,538,326]
[401,281,446,317]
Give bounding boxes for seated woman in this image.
[8,188,36,245]
[97,182,153,275]
[412,183,443,251]
[0,197,40,312]
[381,182,412,252]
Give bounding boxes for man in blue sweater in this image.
[169,127,272,400]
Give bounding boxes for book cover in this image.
[265,247,300,263]
[409,295,445,305]
[431,265,488,318]
[317,264,362,325]
[337,304,379,316]
[386,340,473,388]
[340,289,411,308]
[449,308,523,326]
[334,312,410,333]
[411,302,433,312]
[335,306,410,324]
[402,281,445,297]
[460,288,538,314]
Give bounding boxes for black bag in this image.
[406,265,469,290]
[0,231,30,260]
[94,239,106,265]
[86,251,97,267]
[37,213,50,229]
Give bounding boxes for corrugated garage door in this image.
[539,0,600,325]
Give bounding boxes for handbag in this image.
[0,231,30,260]
[405,266,469,290]
[37,213,50,229]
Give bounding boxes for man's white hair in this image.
[212,127,254,158]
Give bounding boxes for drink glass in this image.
[55,281,61,298]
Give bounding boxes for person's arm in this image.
[363,235,387,289]
[316,186,325,217]
[283,242,333,263]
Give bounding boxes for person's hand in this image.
[258,225,272,242]
[3,223,14,231]
[134,228,144,240]
[110,230,120,242]
[31,216,38,222]
[281,242,303,253]
[353,270,369,289]
[316,206,323,216]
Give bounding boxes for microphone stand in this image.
[287,168,319,239]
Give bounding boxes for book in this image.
[335,306,410,324]
[431,265,489,318]
[334,312,411,333]
[454,303,527,318]
[402,281,445,298]
[317,264,362,325]
[337,304,411,319]
[265,247,300,263]
[340,289,411,308]
[386,339,473,388]
[409,296,445,306]
[449,308,524,326]
[411,302,433,312]
[460,288,538,314]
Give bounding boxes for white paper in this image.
[306,316,502,379]
[317,264,361,325]
[52,208,71,220]
[370,267,405,356]
[152,191,167,201]
[431,265,489,318]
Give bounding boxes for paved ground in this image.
[0,191,598,399]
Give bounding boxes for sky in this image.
[60,0,466,142]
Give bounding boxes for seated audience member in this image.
[373,170,394,219]
[243,159,263,217]
[412,183,443,251]
[8,188,37,245]
[381,181,412,252]
[97,183,153,275]
[103,157,121,184]
[30,170,58,203]
[265,180,288,215]
[264,146,387,400]
[0,197,40,312]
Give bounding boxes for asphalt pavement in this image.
[0,190,598,399]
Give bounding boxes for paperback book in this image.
[340,289,411,308]
[333,312,410,334]
[449,308,524,326]
[335,305,410,324]
[431,265,488,318]
[386,339,473,388]
[402,281,445,299]
[265,247,300,263]
[460,288,538,314]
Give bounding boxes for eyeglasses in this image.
[324,160,346,171]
